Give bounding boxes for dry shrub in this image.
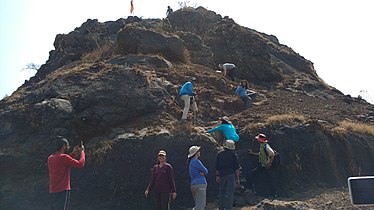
[82,44,113,62]
[266,114,305,126]
[183,48,191,64]
[89,140,115,164]
[2,90,24,104]
[332,120,374,136]
[48,63,92,81]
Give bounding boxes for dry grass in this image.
[89,140,115,164]
[183,48,191,64]
[81,44,113,62]
[1,89,25,104]
[332,120,374,136]
[44,62,91,82]
[266,114,306,126]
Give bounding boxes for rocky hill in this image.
[1,7,374,210]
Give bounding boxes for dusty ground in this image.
[201,188,373,209]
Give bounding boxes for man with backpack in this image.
[247,133,281,199]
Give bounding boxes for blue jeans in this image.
[191,184,207,210]
[240,92,257,109]
[218,173,235,210]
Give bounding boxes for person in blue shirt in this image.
[207,116,239,143]
[179,81,198,122]
[187,146,208,210]
[235,80,257,109]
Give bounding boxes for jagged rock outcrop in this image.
[168,7,322,92]
[117,25,186,62]
[36,19,126,80]
[0,62,167,147]
[176,31,214,67]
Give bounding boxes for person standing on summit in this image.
[218,63,236,81]
[48,136,85,210]
[166,6,173,17]
[179,81,198,122]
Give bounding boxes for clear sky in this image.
[1,0,373,103]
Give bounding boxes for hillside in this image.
[1,7,374,210]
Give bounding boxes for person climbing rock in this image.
[218,63,236,81]
[207,116,239,144]
[235,80,258,109]
[179,81,198,123]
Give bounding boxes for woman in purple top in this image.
[187,146,208,210]
[145,150,177,210]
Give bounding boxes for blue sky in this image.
[1,0,373,103]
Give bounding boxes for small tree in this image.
[358,90,374,104]
[178,1,197,9]
[23,63,40,71]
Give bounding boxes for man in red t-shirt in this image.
[48,136,85,210]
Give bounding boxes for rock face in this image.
[1,7,374,210]
[0,62,166,147]
[168,7,319,89]
[117,25,186,62]
[176,31,214,67]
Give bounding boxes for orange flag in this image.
[130,0,134,14]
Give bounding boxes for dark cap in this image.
[55,136,69,150]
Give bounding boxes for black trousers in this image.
[51,190,70,210]
[247,164,282,197]
[154,192,171,210]
[227,69,235,81]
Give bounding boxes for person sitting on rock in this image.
[207,116,239,144]
[218,63,236,81]
[235,80,258,109]
[179,81,198,122]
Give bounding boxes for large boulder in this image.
[117,26,186,62]
[168,7,222,36]
[176,31,214,68]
